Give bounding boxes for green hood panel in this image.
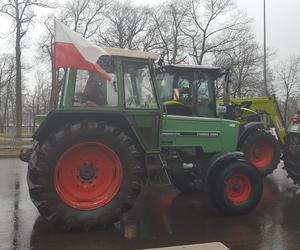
[161,115,239,152]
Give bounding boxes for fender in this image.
[33,110,145,154]
[205,151,245,188]
[238,122,265,148]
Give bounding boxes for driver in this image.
[83,72,106,105]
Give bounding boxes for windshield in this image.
[156,70,216,117]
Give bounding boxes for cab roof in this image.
[103,47,160,60]
[161,64,221,71]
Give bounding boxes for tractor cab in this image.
[60,48,160,110]
[36,48,162,154]
[156,64,222,118]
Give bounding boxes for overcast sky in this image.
[0,0,299,90]
[132,0,300,60]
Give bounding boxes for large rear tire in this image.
[27,121,143,231]
[240,131,280,176]
[283,133,300,185]
[207,158,262,215]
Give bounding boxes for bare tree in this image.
[183,0,249,65]
[151,0,188,63]
[277,56,300,125]
[0,0,52,137]
[22,71,51,130]
[61,0,107,38]
[37,0,107,109]
[213,31,265,98]
[97,0,151,50]
[0,54,16,133]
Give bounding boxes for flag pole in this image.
[53,17,58,109]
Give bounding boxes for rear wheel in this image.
[283,133,300,185]
[207,158,262,215]
[27,121,143,231]
[240,131,280,176]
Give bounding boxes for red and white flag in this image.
[173,88,180,101]
[53,18,111,81]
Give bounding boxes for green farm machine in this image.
[20,48,262,230]
[283,112,300,184]
[221,97,300,185]
[217,96,282,176]
[155,63,300,185]
[156,65,280,178]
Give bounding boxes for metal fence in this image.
[0,126,35,138]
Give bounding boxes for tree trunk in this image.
[15,18,22,137]
[1,86,10,133]
[284,95,289,127]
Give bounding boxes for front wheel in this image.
[240,131,280,176]
[283,133,300,185]
[207,158,263,215]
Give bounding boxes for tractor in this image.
[218,97,300,185]
[21,48,262,231]
[217,96,282,176]
[283,112,300,185]
[155,64,280,177]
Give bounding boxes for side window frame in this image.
[122,60,159,110]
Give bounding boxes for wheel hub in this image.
[231,182,240,192]
[226,174,252,204]
[54,142,123,210]
[79,163,96,181]
[249,141,273,169]
[253,148,262,158]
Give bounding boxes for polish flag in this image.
[53,19,112,81]
[173,88,180,101]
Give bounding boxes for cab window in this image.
[123,61,158,109]
[72,56,118,107]
[157,73,174,102]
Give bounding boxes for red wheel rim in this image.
[248,141,273,169]
[54,142,123,210]
[226,174,251,203]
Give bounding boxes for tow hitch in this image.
[20,148,33,162]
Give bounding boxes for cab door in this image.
[121,60,161,153]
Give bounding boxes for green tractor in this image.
[218,93,300,185]
[283,112,300,185]
[217,96,282,176]
[155,65,280,177]
[21,48,262,231]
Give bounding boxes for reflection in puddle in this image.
[12,172,20,250]
[27,167,300,250]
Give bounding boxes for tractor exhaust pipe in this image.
[223,68,231,107]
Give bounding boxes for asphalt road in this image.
[1,158,300,250]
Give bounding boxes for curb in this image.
[0,155,19,159]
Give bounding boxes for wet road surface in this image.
[1,158,300,250]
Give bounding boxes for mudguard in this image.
[33,110,145,153]
[238,122,265,148]
[205,151,245,187]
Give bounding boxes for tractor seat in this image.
[163,101,192,116]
